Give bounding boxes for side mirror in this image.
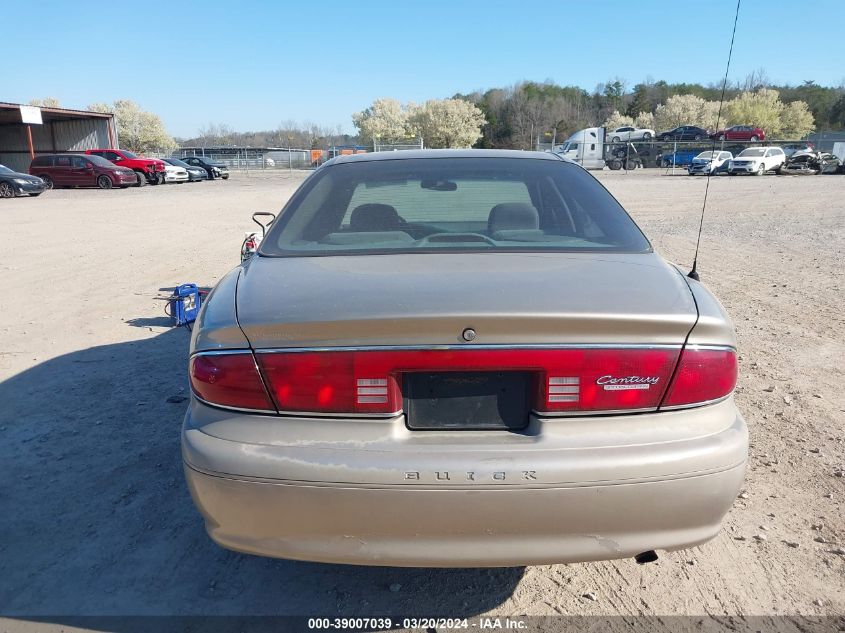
[85,162,94,170]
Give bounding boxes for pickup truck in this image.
[84,149,167,185]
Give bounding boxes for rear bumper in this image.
[182,398,747,567]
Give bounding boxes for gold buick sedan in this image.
[183,150,747,567]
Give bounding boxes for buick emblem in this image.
[462,328,477,342]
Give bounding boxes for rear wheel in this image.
[134,170,146,187]
[0,182,15,198]
[40,175,53,189]
[607,159,622,170]
[642,131,652,140]
[718,134,726,141]
[97,175,113,189]
[611,136,621,143]
[624,158,637,170]
[694,134,702,141]
[750,135,759,142]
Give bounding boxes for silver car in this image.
[183,150,747,567]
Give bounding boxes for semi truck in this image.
[553,127,646,170]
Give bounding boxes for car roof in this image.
[324,149,569,167]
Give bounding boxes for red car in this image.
[84,149,167,186]
[29,154,138,190]
[710,125,766,142]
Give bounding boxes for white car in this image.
[163,164,189,183]
[607,126,655,142]
[688,151,733,175]
[728,147,786,175]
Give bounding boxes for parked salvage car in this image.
[607,126,655,142]
[727,147,785,175]
[781,142,814,158]
[779,150,841,175]
[710,125,765,142]
[84,149,167,186]
[658,126,709,141]
[163,157,207,182]
[659,148,699,167]
[688,151,733,175]
[183,149,747,567]
[0,164,45,198]
[180,156,230,180]
[29,154,137,190]
[163,163,189,184]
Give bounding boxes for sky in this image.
[5,1,844,138]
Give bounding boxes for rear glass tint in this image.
[262,157,651,256]
[31,155,53,167]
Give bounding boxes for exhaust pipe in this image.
[634,550,658,564]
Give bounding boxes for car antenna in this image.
[689,0,741,281]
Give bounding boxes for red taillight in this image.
[661,347,737,408]
[189,353,274,411]
[256,348,682,415]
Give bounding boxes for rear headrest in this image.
[487,203,540,234]
[349,203,402,231]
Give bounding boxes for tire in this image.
[221,174,229,180]
[624,159,637,171]
[611,136,621,143]
[642,132,652,140]
[0,182,15,198]
[694,134,702,141]
[97,175,113,190]
[607,159,622,171]
[40,175,54,190]
[134,170,146,187]
[756,163,766,176]
[750,135,759,142]
[718,134,725,141]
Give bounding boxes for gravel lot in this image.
[1,168,843,630]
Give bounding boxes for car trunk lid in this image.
[236,252,697,348]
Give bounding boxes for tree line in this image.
[458,76,845,148]
[28,72,845,154]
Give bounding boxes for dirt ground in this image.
[1,168,843,630]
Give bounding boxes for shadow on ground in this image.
[0,327,523,627]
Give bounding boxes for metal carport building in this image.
[0,102,118,172]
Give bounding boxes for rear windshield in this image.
[260,157,651,257]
